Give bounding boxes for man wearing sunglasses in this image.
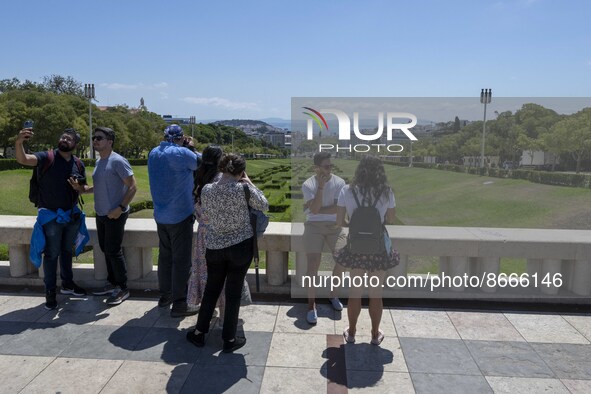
[69,127,137,306]
[16,127,88,310]
[302,151,346,324]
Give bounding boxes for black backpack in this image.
[29,149,84,207]
[347,187,385,255]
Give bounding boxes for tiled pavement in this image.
[0,292,590,393]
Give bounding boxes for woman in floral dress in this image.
[187,146,225,315]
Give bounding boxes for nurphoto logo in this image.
[303,106,418,153]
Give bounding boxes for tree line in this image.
[412,103,591,173]
[0,75,286,159]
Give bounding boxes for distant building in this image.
[162,115,191,125]
[261,132,286,148]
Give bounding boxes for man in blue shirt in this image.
[148,124,201,317]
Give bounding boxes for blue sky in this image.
[2,0,590,120]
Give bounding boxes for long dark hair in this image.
[351,155,390,203]
[195,145,223,203]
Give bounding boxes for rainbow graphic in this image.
[302,107,328,137]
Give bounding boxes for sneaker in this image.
[158,295,173,308]
[170,302,199,318]
[329,297,343,311]
[45,289,57,310]
[306,309,317,325]
[60,282,87,296]
[222,337,246,353]
[106,288,130,306]
[186,329,205,347]
[93,283,118,296]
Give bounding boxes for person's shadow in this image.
[0,295,109,336]
[285,303,342,330]
[320,342,393,389]
[108,308,249,393]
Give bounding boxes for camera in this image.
[182,137,196,152]
[71,173,87,185]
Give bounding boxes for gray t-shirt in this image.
[92,152,134,216]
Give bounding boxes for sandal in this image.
[343,328,355,343]
[370,330,384,345]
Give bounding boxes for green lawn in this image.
[2,158,591,274]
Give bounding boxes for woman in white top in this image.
[335,155,399,346]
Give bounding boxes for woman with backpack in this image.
[334,155,399,346]
[186,153,268,353]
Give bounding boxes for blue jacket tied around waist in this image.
[30,206,89,268]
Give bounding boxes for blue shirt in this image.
[148,142,198,224]
[92,152,134,216]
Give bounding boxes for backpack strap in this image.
[39,149,55,177]
[351,187,362,208]
[370,187,383,208]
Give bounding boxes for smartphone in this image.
[23,120,34,130]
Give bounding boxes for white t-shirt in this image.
[302,174,346,222]
[337,185,396,223]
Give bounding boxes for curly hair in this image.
[194,145,223,203]
[351,155,390,203]
[218,153,246,176]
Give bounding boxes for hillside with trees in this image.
[0,75,287,159]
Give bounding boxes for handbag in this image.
[243,183,268,291]
[242,184,269,237]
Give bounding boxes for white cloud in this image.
[160,92,169,100]
[181,96,258,110]
[101,83,140,90]
[153,82,168,88]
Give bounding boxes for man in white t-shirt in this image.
[301,152,346,324]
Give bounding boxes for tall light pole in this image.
[231,130,234,153]
[480,88,492,169]
[84,84,96,159]
[189,116,196,138]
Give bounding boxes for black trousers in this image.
[96,212,129,289]
[196,237,253,341]
[156,214,194,303]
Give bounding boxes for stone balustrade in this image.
[1,216,590,302]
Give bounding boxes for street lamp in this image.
[480,88,492,169]
[189,116,196,138]
[84,84,96,159]
[231,130,234,153]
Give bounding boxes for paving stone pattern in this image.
[0,293,589,393]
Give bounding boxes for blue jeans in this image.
[42,215,81,291]
[156,214,194,303]
[196,237,253,341]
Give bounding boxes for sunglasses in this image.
[92,136,105,141]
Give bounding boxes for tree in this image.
[42,75,83,96]
[548,109,591,173]
[453,116,461,132]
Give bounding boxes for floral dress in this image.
[187,203,225,310]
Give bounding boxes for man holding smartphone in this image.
[302,151,346,324]
[16,125,87,310]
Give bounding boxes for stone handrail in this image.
[1,216,590,300]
